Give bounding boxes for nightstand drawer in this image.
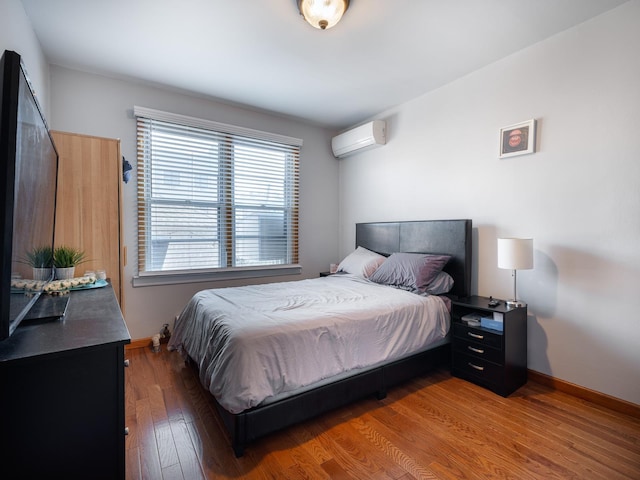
[453,352,503,385]
[453,337,503,365]
[453,323,503,349]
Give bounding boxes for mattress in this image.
[168,274,451,414]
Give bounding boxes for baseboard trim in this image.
[528,369,640,418]
[127,337,152,350]
[126,336,171,351]
[124,340,638,417]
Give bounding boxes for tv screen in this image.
[0,50,59,340]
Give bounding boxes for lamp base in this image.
[506,299,527,308]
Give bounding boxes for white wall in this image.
[339,3,640,405]
[0,0,50,116]
[47,69,339,340]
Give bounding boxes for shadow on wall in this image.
[522,249,558,319]
[526,313,549,375]
[521,250,557,375]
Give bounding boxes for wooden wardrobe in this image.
[51,131,125,311]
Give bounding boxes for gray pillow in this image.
[369,252,451,292]
[425,271,454,295]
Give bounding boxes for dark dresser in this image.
[0,284,130,479]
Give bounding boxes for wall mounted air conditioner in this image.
[331,120,386,158]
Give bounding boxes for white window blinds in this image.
[135,106,301,276]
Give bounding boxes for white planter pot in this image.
[55,267,75,280]
[32,267,53,281]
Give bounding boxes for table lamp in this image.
[498,238,533,307]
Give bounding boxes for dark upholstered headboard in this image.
[355,219,472,299]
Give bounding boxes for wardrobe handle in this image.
[468,332,484,340]
[468,362,484,371]
[468,346,484,354]
[124,359,130,367]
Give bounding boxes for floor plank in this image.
[124,347,640,479]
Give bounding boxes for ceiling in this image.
[21,0,627,129]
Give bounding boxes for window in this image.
[134,107,301,284]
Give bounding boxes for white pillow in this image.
[337,246,386,278]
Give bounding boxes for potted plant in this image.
[22,245,54,280]
[53,245,86,279]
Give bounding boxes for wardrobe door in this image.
[52,131,124,310]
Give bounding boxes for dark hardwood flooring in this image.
[125,346,640,479]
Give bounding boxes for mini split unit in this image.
[331,120,386,158]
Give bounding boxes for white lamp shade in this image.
[498,238,533,270]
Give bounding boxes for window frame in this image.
[132,106,302,287]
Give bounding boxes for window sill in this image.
[132,264,302,287]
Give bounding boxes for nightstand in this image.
[451,295,527,397]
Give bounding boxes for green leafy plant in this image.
[53,246,86,268]
[22,245,53,268]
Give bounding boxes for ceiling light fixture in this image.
[297,0,349,30]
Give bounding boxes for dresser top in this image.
[0,283,130,363]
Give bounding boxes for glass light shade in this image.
[498,238,533,270]
[298,0,349,30]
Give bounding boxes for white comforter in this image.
[168,274,450,413]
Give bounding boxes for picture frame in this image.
[499,119,536,158]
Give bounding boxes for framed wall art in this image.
[499,119,536,158]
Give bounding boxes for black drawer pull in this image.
[468,332,484,340]
[468,362,485,371]
[468,346,484,354]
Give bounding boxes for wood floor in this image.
[125,346,640,479]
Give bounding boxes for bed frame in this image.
[207,219,472,456]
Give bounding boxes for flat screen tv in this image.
[0,50,63,341]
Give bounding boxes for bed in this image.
[169,219,472,456]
